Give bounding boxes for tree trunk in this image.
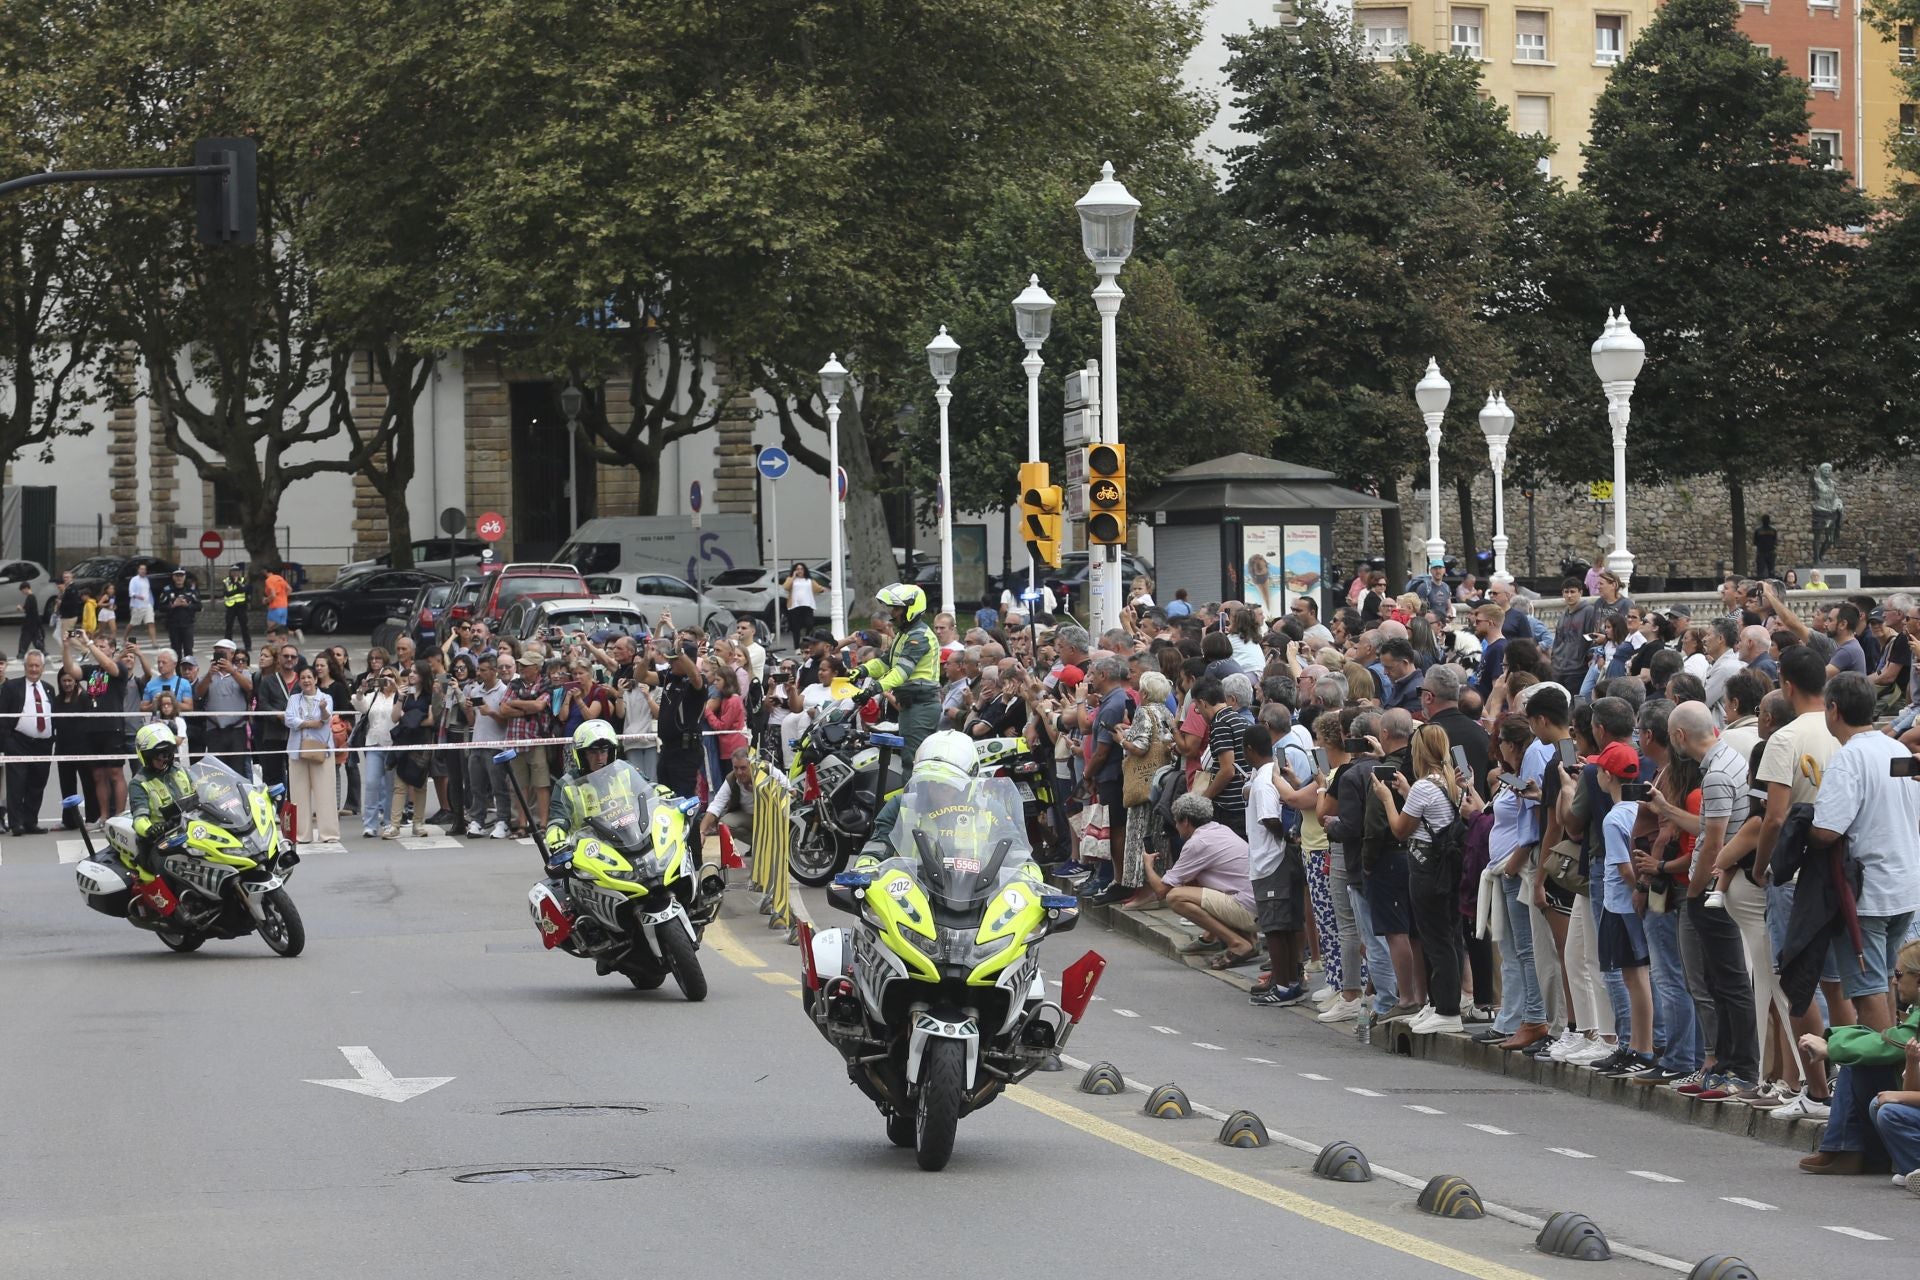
[239,478,285,569]
[378,355,421,568]
[838,393,895,626]
[1379,475,1406,590]
[1727,471,1748,578]
[1455,476,1477,578]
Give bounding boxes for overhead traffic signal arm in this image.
[1018,461,1064,569]
[1086,443,1127,547]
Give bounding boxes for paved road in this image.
[0,834,1906,1278]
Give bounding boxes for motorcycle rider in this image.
[862,729,981,859]
[128,723,196,876]
[542,719,624,875]
[857,583,941,763]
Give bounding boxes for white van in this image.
[556,515,759,588]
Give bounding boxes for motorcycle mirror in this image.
[832,870,874,888]
[61,794,85,810]
[493,748,519,764]
[268,784,287,800]
[1040,894,1078,911]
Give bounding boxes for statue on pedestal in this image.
[1810,463,1843,563]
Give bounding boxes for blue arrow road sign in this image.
[757,447,791,481]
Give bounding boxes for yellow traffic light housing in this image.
[1086,443,1127,547]
[1018,461,1064,569]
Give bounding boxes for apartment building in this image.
[1859,12,1915,194]
[1353,2,1661,180]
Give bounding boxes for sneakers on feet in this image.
[1773,1090,1832,1120]
[1568,1037,1620,1066]
[1316,996,1365,1024]
[1408,1009,1464,1035]
[1251,983,1305,1007]
[1382,1002,1429,1023]
[490,821,508,839]
[1697,1075,1753,1103]
[466,821,484,838]
[1618,1058,1666,1082]
[1547,1029,1591,1062]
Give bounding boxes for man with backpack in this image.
[1245,727,1310,1007]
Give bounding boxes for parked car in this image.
[440,576,487,633]
[286,568,448,635]
[499,597,650,646]
[0,559,51,621]
[702,563,832,628]
[338,537,490,580]
[1041,550,1155,617]
[371,580,460,654]
[473,562,592,628]
[583,572,734,635]
[66,554,202,609]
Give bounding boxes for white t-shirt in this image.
[788,576,817,611]
[1402,775,1459,842]
[802,683,836,711]
[128,574,153,609]
[743,640,767,682]
[469,679,511,745]
[1003,585,1057,614]
[1756,710,1835,808]
[1245,762,1285,880]
[1812,731,1920,916]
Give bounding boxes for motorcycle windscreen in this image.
[575,759,656,852]
[885,775,1035,912]
[188,758,253,830]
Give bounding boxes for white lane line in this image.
[1192,1042,1226,1051]
[1345,1087,1384,1097]
[1298,1072,1329,1081]
[1465,1123,1514,1136]
[1628,1171,1683,1184]
[1112,1008,1140,1018]
[1547,1147,1594,1159]
[1821,1226,1889,1241]
[1149,1025,1180,1036]
[57,839,90,865]
[1721,1197,1777,1211]
[1404,1105,1446,1116]
[1244,1057,1275,1064]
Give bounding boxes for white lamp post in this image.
[1076,161,1139,636]
[818,353,849,636]
[1477,390,1515,582]
[1012,274,1054,595]
[1414,357,1451,572]
[559,381,585,536]
[1590,308,1646,590]
[925,325,960,619]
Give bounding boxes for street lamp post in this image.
[1590,309,1646,590]
[1076,162,1139,637]
[1011,274,1054,595]
[1478,391,1515,582]
[925,325,960,619]
[819,354,849,636]
[1414,358,1451,572]
[560,381,585,536]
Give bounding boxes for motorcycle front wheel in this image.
[885,1110,915,1149]
[788,821,843,888]
[156,927,203,953]
[625,968,666,990]
[657,923,707,1002]
[915,1039,966,1171]
[257,888,306,957]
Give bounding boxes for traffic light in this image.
[1018,461,1064,568]
[1086,443,1127,547]
[194,137,258,247]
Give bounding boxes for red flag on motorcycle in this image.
[137,876,178,918]
[1059,950,1106,1023]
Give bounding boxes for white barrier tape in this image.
[0,732,640,768]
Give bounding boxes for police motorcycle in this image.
[803,772,1081,1171]
[786,683,909,887]
[971,735,1063,860]
[72,753,304,957]
[515,745,720,1001]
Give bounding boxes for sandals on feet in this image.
[1208,946,1259,971]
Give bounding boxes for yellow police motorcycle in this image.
[524,756,718,1000]
[804,775,1080,1170]
[71,759,304,956]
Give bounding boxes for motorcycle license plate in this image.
[1014,782,1036,802]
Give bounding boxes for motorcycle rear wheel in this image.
[915,1039,966,1171]
[156,927,203,953]
[789,822,842,887]
[257,888,306,957]
[658,923,707,1002]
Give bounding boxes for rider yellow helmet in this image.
[135,722,179,770]
[569,719,620,775]
[875,582,928,624]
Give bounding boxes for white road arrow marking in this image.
[303,1046,453,1103]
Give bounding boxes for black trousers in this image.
[1409,876,1462,1016]
[657,747,701,800]
[166,611,195,657]
[257,747,288,791]
[206,724,250,778]
[56,755,99,826]
[1684,895,1759,1081]
[1463,916,1496,1007]
[224,606,251,650]
[5,733,52,831]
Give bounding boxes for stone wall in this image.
[349,353,392,561]
[1331,459,1920,584]
[463,357,513,554]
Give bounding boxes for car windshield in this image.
[558,541,618,574]
[190,758,254,830]
[708,568,764,587]
[71,557,123,578]
[882,775,1033,911]
[497,575,583,605]
[545,609,642,634]
[329,570,380,591]
[574,759,656,851]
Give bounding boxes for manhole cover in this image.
[454,1167,642,1184]
[501,1105,651,1117]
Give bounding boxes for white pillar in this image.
[827,399,845,636]
[1489,439,1509,582]
[1604,388,1635,589]
[1023,344,1042,593]
[1092,267,1123,636]
[1423,417,1446,569]
[935,379,954,619]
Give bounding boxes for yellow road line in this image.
[753,969,800,986]
[703,920,765,969]
[1006,1087,1543,1280]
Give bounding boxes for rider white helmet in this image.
[912,729,980,779]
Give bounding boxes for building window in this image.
[1594,14,1624,64]
[1901,25,1915,64]
[212,482,244,529]
[1902,104,1917,137]
[1515,93,1551,139]
[1360,6,1409,57]
[1515,10,1549,60]
[1755,44,1771,57]
[1451,7,1484,58]
[1809,130,1842,167]
[1809,49,1840,91]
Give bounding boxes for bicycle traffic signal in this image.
[1018,461,1064,569]
[1086,443,1127,547]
